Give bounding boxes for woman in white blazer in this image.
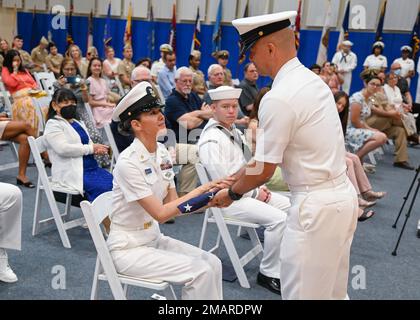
[43,88,113,201]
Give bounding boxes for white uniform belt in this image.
[110,221,154,232]
[289,172,348,193]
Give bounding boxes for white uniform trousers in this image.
[222,193,290,279]
[0,183,22,251]
[280,179,358,300]
[342,72,352,95]
[111,234,223,300]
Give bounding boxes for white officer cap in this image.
[112,82,163,122]
[208,86,242,101]
[160,44,173,53]
[401,45,412,52]
[232,11,297,57]
[373,41,385,49]
[342,40,354,47]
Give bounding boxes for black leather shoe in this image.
[16,178,35,189]
[393,162,415,170]
[257,272,281,295]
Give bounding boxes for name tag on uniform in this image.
[145,168,153,175]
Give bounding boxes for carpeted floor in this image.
[0,142,419,300]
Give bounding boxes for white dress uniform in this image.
[332,49,358,94]
[252,57,358,300]
[393,57,415,86]
[199,118,290,279]
[416,57,420,103]
[109,81,222,300]
[363,54,388,71]
[0,183,22,251]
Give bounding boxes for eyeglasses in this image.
[212,72,224,77]
[178,79,193,84]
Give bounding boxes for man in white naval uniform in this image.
[211,11,359,300]
[198,86,291,295]
[0,183,22,283]
[332,40,358,94]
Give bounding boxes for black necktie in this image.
[340,52,348,64]
[218,126,252,162]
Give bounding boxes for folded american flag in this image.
[178,190,220,214]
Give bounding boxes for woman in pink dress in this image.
[86,58,116,128]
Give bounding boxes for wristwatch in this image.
[228,187,243,201]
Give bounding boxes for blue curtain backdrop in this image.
[19,12,417,97]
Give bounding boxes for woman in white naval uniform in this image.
[198,86,290,295]
[363,41,388,72]
[108,81,223,300]
[0,183,22,283]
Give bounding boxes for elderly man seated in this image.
[198,86,291,295]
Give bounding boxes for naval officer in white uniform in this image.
[198,86,291,295]
[108,81,224,300]
[211,11,359,300]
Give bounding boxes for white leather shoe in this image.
[0,249,18,283]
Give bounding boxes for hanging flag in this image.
[294,0,302,50]
[104,2,112,47]
[30,6,40,50]
[410,8,420,61]
[87,10,94,49]
[190,7,201,53]
[238,0,249,65]
[337,0,350,51]
[375,0,387,42]
[66,0,74,46]
[148,3,155,59]
[212,0,223,54]
[316,0,333,65]
[12,4,18,38]
[169,3,177,53]
[124,2,133,46]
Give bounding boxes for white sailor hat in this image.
[342,40,354,47]
[112,82,164,122]
[208,86,242,101]
[232,11,297,57]
[373,41,385,49]
[401,45,412,52]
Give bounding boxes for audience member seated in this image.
[65,44,83,75]
[109,81,223,300]
[238,62,259,116]
[117,45,135,92]
[198,86,290,295]
[87,58,118,129]
[136,57,152,69]
[363,41,388,72]
[347,69,388,162]
[102,46,121,81]
[203,64,225,105]
[365,72,415,170]
[45,42,63,78]
[0,112,37,188]
[1,50,48,134]
[44,88,112,202]
[151,44,173,84]
[189,50,207,98]
[212,50,233,86]
[309,64,321,75]
[12,35,33,71]
[320,61,343,94]
[157,51,177,100]
[80,46,98,79]
[30,36,49,73]
[164,67,211,196]
[54,58,110,167]
[335,91,387,222]
[0,39,10,68]
[0,183,22,283]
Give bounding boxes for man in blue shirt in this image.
[158,51,177,100]
[165,67,213,196]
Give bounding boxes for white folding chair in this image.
[195,163,263,289]
[103,123,119,171]
[33,71,56,97]
[80,192,177,300]
[0,140,19,171]
[114,77,127,97]
[0,79,13,114]
[31,95,51,136]
[28,136,86,249]
[84,102,95,125]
